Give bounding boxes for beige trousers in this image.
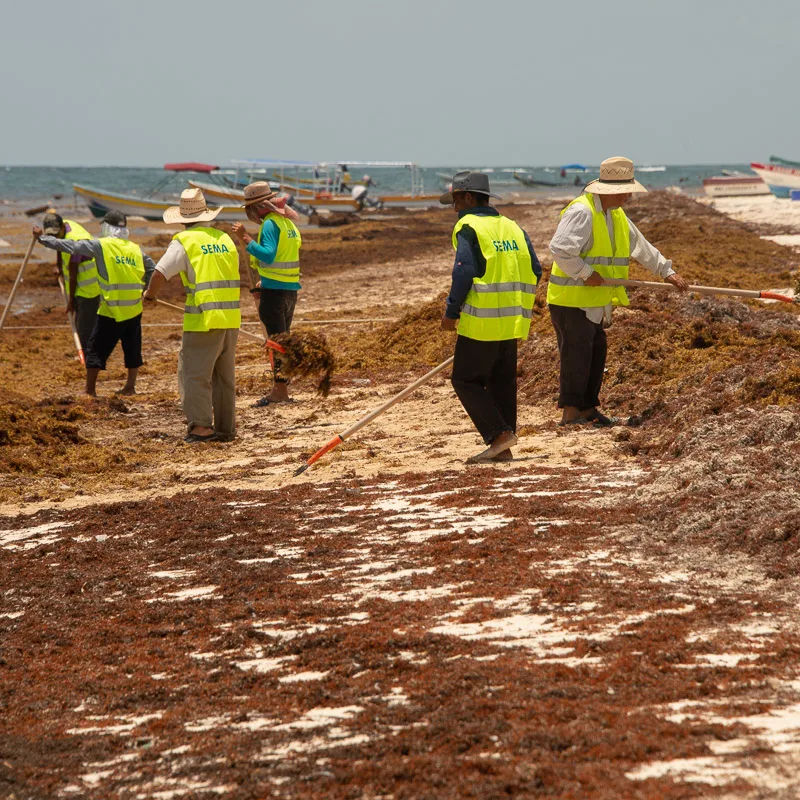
[178,328,238,435]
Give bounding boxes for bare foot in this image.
[116,387,136,396]
[491,449,513,462]
[189,426,214,437]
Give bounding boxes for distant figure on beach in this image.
[351,181,382,211]
[33,210,155,397]
[547,156,688,427]
[144,188,241,443]
[440,170,542,463]
[40,212,100,352]
[231,181,302,407]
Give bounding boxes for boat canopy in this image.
[163,162,219,173]
[560,163,588,171]
[769,155,800,169]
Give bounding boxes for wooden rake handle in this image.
[153,297,286,352]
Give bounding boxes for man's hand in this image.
[66,299,75,314]
[440,315,457,331]
[584,272,604,286]
[142,290,157,305]
[32,225,43,240]
[231,222,253,245]
[665,272,689,292]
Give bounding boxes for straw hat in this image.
[163,188,221,224]
[242,181,279,211]
[584,157,647,195]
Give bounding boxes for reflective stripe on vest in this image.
[62,220,100,299]
[546,194,631,308]
[175,227,241,332]
[451,213,536,342]
[251,213,302,286]
[96,238,146,321]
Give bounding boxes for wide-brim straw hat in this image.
[584,156,647,195]
[163,187,221,224]
[242,181,279,211]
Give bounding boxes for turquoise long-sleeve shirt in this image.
[246,219,301,291]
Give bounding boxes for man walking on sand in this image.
[230,181,302,407]
[143,188,240,443]
[41,212,101,352]
[34,210,155,397]
[440,171,542,463]
[548,157,688,426]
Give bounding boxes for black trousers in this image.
[259,289,297,383]
[451,335,517,444]
[549,304,607,409]
[74,295,100,352]
[85,313,143,371]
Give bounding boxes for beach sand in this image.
[3,193,800,798]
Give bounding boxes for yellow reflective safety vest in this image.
[62,220,100,299]
[175,227,241,332]
[547,194,631,308]
[251,213,302,287]
[452,213,536,341]
[97,238,146,322]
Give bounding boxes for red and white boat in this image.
[749,159,800,198]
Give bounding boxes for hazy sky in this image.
[1,0,798,167]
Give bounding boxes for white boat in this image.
[750,161,800,198]
[702,175,771,198]
[233,159,440,209]
[188,179,360,213]
[73,184,249,222]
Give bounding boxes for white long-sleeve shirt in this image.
[549,193,675,324]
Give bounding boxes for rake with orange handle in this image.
[154,298,286,354]
[603,278,799,305]
[293,355,454,476]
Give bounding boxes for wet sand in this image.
[3,193,800,798]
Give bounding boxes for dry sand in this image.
[3,193,800,798]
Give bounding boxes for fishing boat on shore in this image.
[72,162,251,222]
[230,159,440,210]
[702,175,771,198]
[749,156,800,198]
[72,183,249,222]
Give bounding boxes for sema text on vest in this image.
[493,239,520,252]
[200,243,231,255]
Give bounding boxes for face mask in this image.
[101,222,129,239]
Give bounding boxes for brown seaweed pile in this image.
[333,292,454,373]
[272,329,336,397]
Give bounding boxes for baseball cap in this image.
[103,210,127,227]
[42,212,64,236]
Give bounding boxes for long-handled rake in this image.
[293,356,454,476]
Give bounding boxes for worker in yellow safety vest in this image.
[144,188,241,443]
[547,157,688,427]
[440,171,542,463]
[231,181,302,407]
[34,210,155,396]
[41,212,100,351]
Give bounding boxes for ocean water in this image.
[0,163,753,214]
